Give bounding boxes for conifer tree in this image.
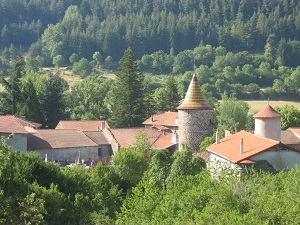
[0,59,24,114]
[109,48,146,128]
[41,73,68,128]
[17,78,44,124]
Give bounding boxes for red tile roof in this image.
[16,117,42,129]
[109,127,163,148]
[28,129,98,150]
[56,120,109,131]
[0,115,28,134]
[83,131,109,145]
[142,112,178,127]
[207,131,281,163]
[289,128,300,138]
[152,133,176,149]
[253,104,281,119]
[281,130,300,145]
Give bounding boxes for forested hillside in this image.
[1,0,300,61]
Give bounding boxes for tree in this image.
[92,51,102,67]
[134,131,151,152]
[52,55,65,68]
[69,53,79,64]
[17,78,44,124]
[72,58,93,77]
[216,95,250,132]
[144,149,173,189]
[0,59,24,114]
[163,76,181,111]
[109,48,146,128]
[41,74,68,128]
[111,148,149,190]
[68,75,112,120]
[274,105,300,130]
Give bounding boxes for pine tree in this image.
[41,73,68,128]
[17,78,44,124]
[109,48,146,128]
[0,59,24,114]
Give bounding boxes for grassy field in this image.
[245,100,300,114]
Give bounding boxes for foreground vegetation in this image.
[2,140,300,224]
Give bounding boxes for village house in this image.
[207,104,300,175]
[142,111,179,132]
[0,115,178,164]
[1,75,300,173]
[0,115,28,151]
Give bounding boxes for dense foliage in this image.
[2,0,300,61]
[3,139,300,224]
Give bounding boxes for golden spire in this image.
[177,74,212,110]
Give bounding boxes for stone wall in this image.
[1,133,27,151]
[178,110,212,151]
[31,146,100,163]
[102,128,120,154]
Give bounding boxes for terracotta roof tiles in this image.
[207,131,280,163]
[0,115,28,134]
[289,128,300,138]
[109,127,163,149]
[56,120,109,131]
[142,112,178,127]
[253,104,281,119]
[83,131,109,145]
[28,129,98,150]
[151,133,176,149]
[281,130,300,145]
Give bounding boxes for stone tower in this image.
[177,74,213,151]
[253,103,281,141]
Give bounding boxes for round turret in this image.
[253,103,281,141]
[177,74,213,151]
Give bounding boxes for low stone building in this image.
[27,129,102,162]
[0,115,28,151]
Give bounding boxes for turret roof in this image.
[253,104,281,119]
[177,74,212,110]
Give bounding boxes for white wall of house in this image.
[251,149,300,171]
[1,133,27,151]
[208,153,241,177]
[31,146,102,162]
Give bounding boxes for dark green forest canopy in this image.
[1,0,300,60]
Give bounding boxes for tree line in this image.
[1,48,300,130]
[1,0,300,63]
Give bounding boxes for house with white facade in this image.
[0,115,28,151]
[207,104,300,175]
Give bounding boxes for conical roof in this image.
[177,74,212,110]
[253,103,281,119]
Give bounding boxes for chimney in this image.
[216,129,220,144]
[172,132,179,144]
[175,117,178,125]
[240,138,243,154]
[151,115,154,122]
[100,121,105,131]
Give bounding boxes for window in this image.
[98,148,102,156]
